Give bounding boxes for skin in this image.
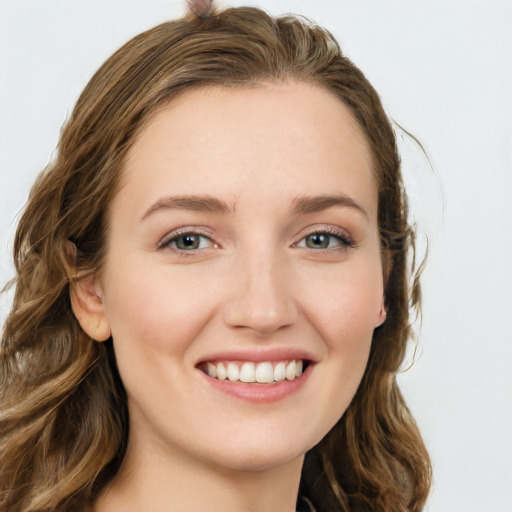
[73,82,386,512]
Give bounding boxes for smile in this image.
[201,360,305,384]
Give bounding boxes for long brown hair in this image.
[1,6,431,511]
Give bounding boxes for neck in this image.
[95,430,304,512]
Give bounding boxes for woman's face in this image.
[92,82,385,472]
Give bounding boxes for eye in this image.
[303,233,341,249]
[173,234,211,250]
[158,230,216,252]
[296,229,354,250]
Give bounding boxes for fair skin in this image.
[72,82,385,512]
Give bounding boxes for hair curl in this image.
[1,6,431,511]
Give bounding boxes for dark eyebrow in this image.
[291,194,370,220]
[141,195,234,220]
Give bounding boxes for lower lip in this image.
[198,364,313,403]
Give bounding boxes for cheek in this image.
[297,259,382,422]
[300,260,383,346]
[101,261,217,358]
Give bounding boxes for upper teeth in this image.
[205,360,304,383]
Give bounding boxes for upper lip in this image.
[196,346,318,365]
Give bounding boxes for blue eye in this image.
[298,231,353,250]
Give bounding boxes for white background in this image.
[1,1,511,510]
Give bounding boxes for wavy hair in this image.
[1,6,431,511]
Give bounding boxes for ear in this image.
[70,276,111,342]
[375,301,387,328]
[377,249,390,328]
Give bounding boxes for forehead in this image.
[119,82,377,219]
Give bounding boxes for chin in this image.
[213,446,306,473]
[197,428,320,473]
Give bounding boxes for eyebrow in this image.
[291,194,369,220]
[142,195,234,220]
[141,193,369,221]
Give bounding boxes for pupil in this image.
[178,235,199,249]
[308,234,329,248]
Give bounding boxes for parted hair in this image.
[1,6,431,511]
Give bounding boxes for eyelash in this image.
[157,226,355,255]
[293,226,355,251]
[157,227,217,253]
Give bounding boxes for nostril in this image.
[226,308,298,336]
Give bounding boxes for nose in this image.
[222,248,298,336]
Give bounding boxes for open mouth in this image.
[198,360,311,384]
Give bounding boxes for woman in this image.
[0,4,432,511]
